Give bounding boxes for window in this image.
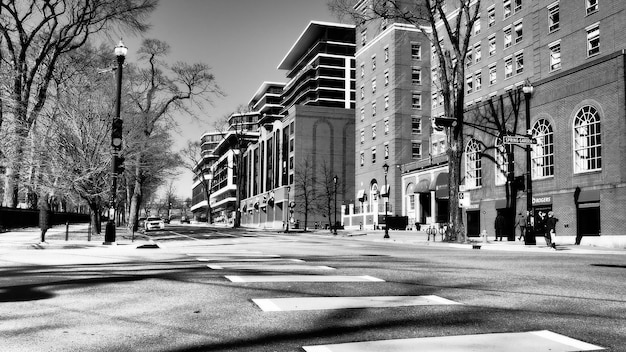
[474,13,481,35]
[412,141,422,159]
[384,143,389,159]
[515,51,524,74]
[384,94,389,110]
[361,29,367,46]
[474,43,482,63]
[586,0,598,15]
[360,85,365,99]
[489,64,497,85]
[432,91,438,108]
[384,46,389,62]
[360,129,365,144]
[549,41,561,71]
[360,151,364,166]
[548,3,559,32]
[531,119,554,178]
[471,72,480,92]
[372,123,377,139]
[411,43,421,60]
[465,139,482,188]
[587,24,600,57]
[466,75,473,94]
[503,0,511,19]
[466,50,473,67]
[412,116,421,134]
[371,78,376,94]
[514,0,522,12]
[372,101,376,116]
[360,62,365,77]
[495,138,508,185]
[504,56,513,79]
[573,105,601,173]
[372,146,377,164]
[384,69,389,86]
[412,67,422,85]
[488,6,495,27]
[360,107,365,122]
[384,118,389,134]
[372,55,376,70]
[488,35,496,56]
[504,26,512,48]
[412,92,422,109]
[514,20,523,43]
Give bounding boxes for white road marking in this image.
[207,264,334,270]
[225,275,384,283]
[252,295,461,312]
[302,330,604,352]
[196,258,304,263]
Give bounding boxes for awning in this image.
[577,189,600,203]
[357,189,366,201]
[414,178,431,193]
[434,172,449,199]
[380,184,390,197]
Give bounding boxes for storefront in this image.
[574,188,600,242]
[434,172,449,223]
[531,195,553,237]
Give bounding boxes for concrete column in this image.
[430,190,437,224]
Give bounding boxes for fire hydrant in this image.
[481,229,488,243]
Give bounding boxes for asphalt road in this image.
[1,224,624,351]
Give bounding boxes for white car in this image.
[145,217,165,231]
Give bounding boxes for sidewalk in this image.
[315,228,626,255]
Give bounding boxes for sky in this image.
[121,0,340,200]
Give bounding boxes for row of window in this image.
[359,117,422,143]
[359,141,423,167]
[465,105,601,188]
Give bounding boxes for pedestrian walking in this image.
[494,212,506,241]
[515,211,527,241]
[39,196,50,243]
[545,211,559,249]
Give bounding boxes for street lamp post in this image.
[285,186,290,233]
[382,162,390,239]
[104,40,127,245]
[207,173,213,224]
[522,80,536,245]
[333,176,338,235]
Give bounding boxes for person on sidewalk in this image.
[545,211,558,249]
[494,212,506,241]
[515,211,527,241]
[39,196,51,243]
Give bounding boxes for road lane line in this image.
[224,275,385,283]
[302,330,605,352]
[252,295,461,312]
[207,264,334,271]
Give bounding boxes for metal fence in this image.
[0,207,90,230]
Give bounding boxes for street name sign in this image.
[503,135,536,145]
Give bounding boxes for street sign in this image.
[458,191,470,208]
[503,135,536,145]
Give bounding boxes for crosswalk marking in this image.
[198,258,304,263]
[225,275,385,283]
[302,330,604,352]
[208,264,334,270]
[252,295,460,312]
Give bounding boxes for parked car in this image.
[180,215,190,224]
[137,217,147,229]
[145,216,165,231]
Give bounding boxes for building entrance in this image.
[466,210,480,237]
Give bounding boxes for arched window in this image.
[465,139,482,188]
[495,137,508,185]
[573,106,601,173]
[531,119,554,178]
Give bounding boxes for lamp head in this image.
[522,79,534,95]
[114,40,128,57]
[382,162,389,173]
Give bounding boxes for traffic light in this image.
[111,118,123,148]
[114,155,125,174]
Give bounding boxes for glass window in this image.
[384,69,390,86]
[495,138,508,185]
[515,20,523,43]
[503,0,511,19]
[360,107,365,121]
[412,67,421,85]
[372,101,376,116]
[474,43,482,63]
[586,0,598,15]
[474,71,482,91]
[412,92,422,109]
[548,3,559,32]
[412,141,422,159]
[466,75,473,94]
[411,43,421,60]
[384,118,389,134]
[360,129,365,144]
[372,146,377,164]
[384,94,389,110]
[573,105,601,173]
[372,55,376,70]
[488,6,495,27]
[549,42,561,71]
[504,26,512,48]
[515,51,524,74]
[432,91,438,108]
[514,0,522,12]
[587,24,600,57]
[489,64,497,85]
[384,46,389,62]
[360,151,364,166]
[474,13,481,35]
[531,119,554,178]
[361,29,367,46]
[372,78,376,93]
[360,85,365,99]
[384,143,389,159]
[504,56,513,78]
[489,35,496,56]
[360,62,365,77]
[412,116,421,134]
[465,139,482,188]
[372,123,377,139]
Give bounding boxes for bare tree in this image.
[181,140,215,223]
[330,0,480,242]
[0,0,156,208]
[293,157,317,231]
[317,161,340,232]
[124,38,222,234]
